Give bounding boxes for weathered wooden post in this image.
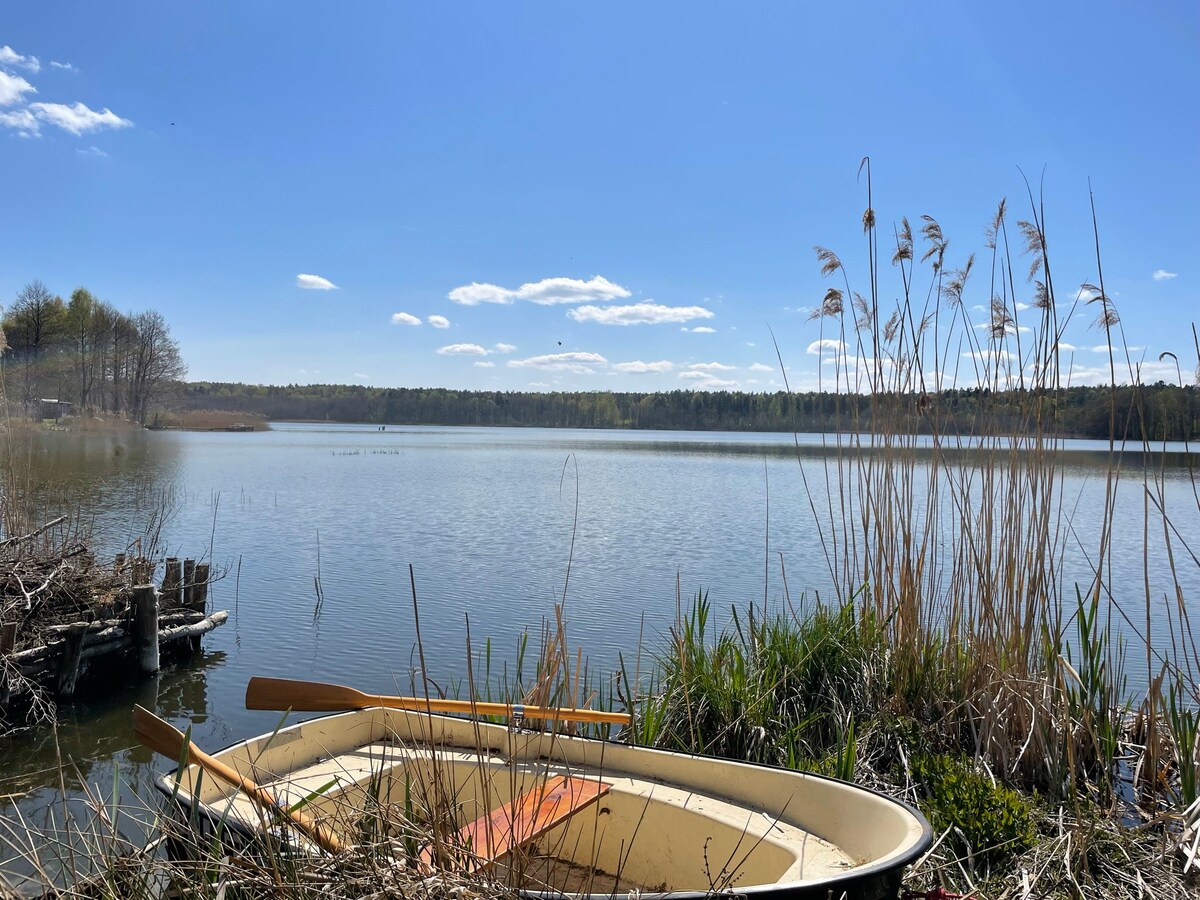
[162,558,182,607]
[0,622,16,655]
[130,556,152,586]
[133,585,160,674]
[57,622,88,696]
[191,563,211,652]
[194,563,210,613]
[183,558,197,611]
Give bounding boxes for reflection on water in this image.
[1,423,1197,873]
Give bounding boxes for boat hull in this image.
[155,708,931,899]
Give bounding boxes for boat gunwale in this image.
[153,707,933,900]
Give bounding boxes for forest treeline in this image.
[1,280,185,423]
[183,380,1200,441]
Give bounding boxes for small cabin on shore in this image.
[39,399,72,421]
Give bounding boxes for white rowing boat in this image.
[151,683,931,899]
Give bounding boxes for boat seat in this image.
[418,774,612,874]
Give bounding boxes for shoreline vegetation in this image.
[2,178,1200,899]
[179,380,1200,442]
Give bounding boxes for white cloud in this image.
[0,70,36,106]
[473,361,495,368]
[427,314,450,328]
[1057,342,1077,351]
[686,362,736,372]
[684,326,717,333]
[29,101,132,135]
[1076,287,1098,302]
[391,312,421,326]
[569,302,714,326]
[806,339,846,355]
[494,342,516,353]
[528,381,551,388]
[679,371,739,389]
[448,282,514,305]
[613,360,673,374]
[297,273,338,290]
[518,275,630,306]
[438,343,488,356]
[0,107,39,137]
[0,46,40,73]
[1153,269,1178,281]
[448,275,630,306]
[76,145,107,159]
[1015,302,1031,311]
[749,363,773,372]
[354,372,371,380]
[50,61,77,72]
[508,351,607,374]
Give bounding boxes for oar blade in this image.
[132,704,190,763]
[246,676,372,712]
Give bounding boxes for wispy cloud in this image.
[569,302,714,326]
[493,342,516,353]
[1153,269,1178,281]
[508,351,606,373]
[749,363,773,372]
[613,360,673,374]
[438,343,488,356]
[0,46,40,73]
[427,314,450,329]
[682,325,716,333]
[448,275,630,306]
[75,145,107,159]
[686,362,735,372]
[473,361,495,368]
[50,60,76,73]
[0,70,36,107]
[0,108,38,138]
[1076,287,1098,302]
[297,273,338,290]
[29,101,131,135]
[391,312,421,326]
[353,372,371,381]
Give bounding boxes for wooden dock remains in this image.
[1,551,228,716]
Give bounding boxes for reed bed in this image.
[639,167,1200,895]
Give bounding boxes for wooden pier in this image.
[0,553,229,715]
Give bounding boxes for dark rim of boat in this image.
[155,710,934,899]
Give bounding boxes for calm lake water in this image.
[2,423,1198,879]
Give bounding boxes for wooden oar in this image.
[245,677,632,726]
[132,704,344,854]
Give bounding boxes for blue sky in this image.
[1,2,1196,393]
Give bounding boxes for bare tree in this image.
[2,281,68,405]
[126,310,186,423]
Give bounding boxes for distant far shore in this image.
[179,380,1200,443]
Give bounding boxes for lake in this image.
[2,423,1198,878]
